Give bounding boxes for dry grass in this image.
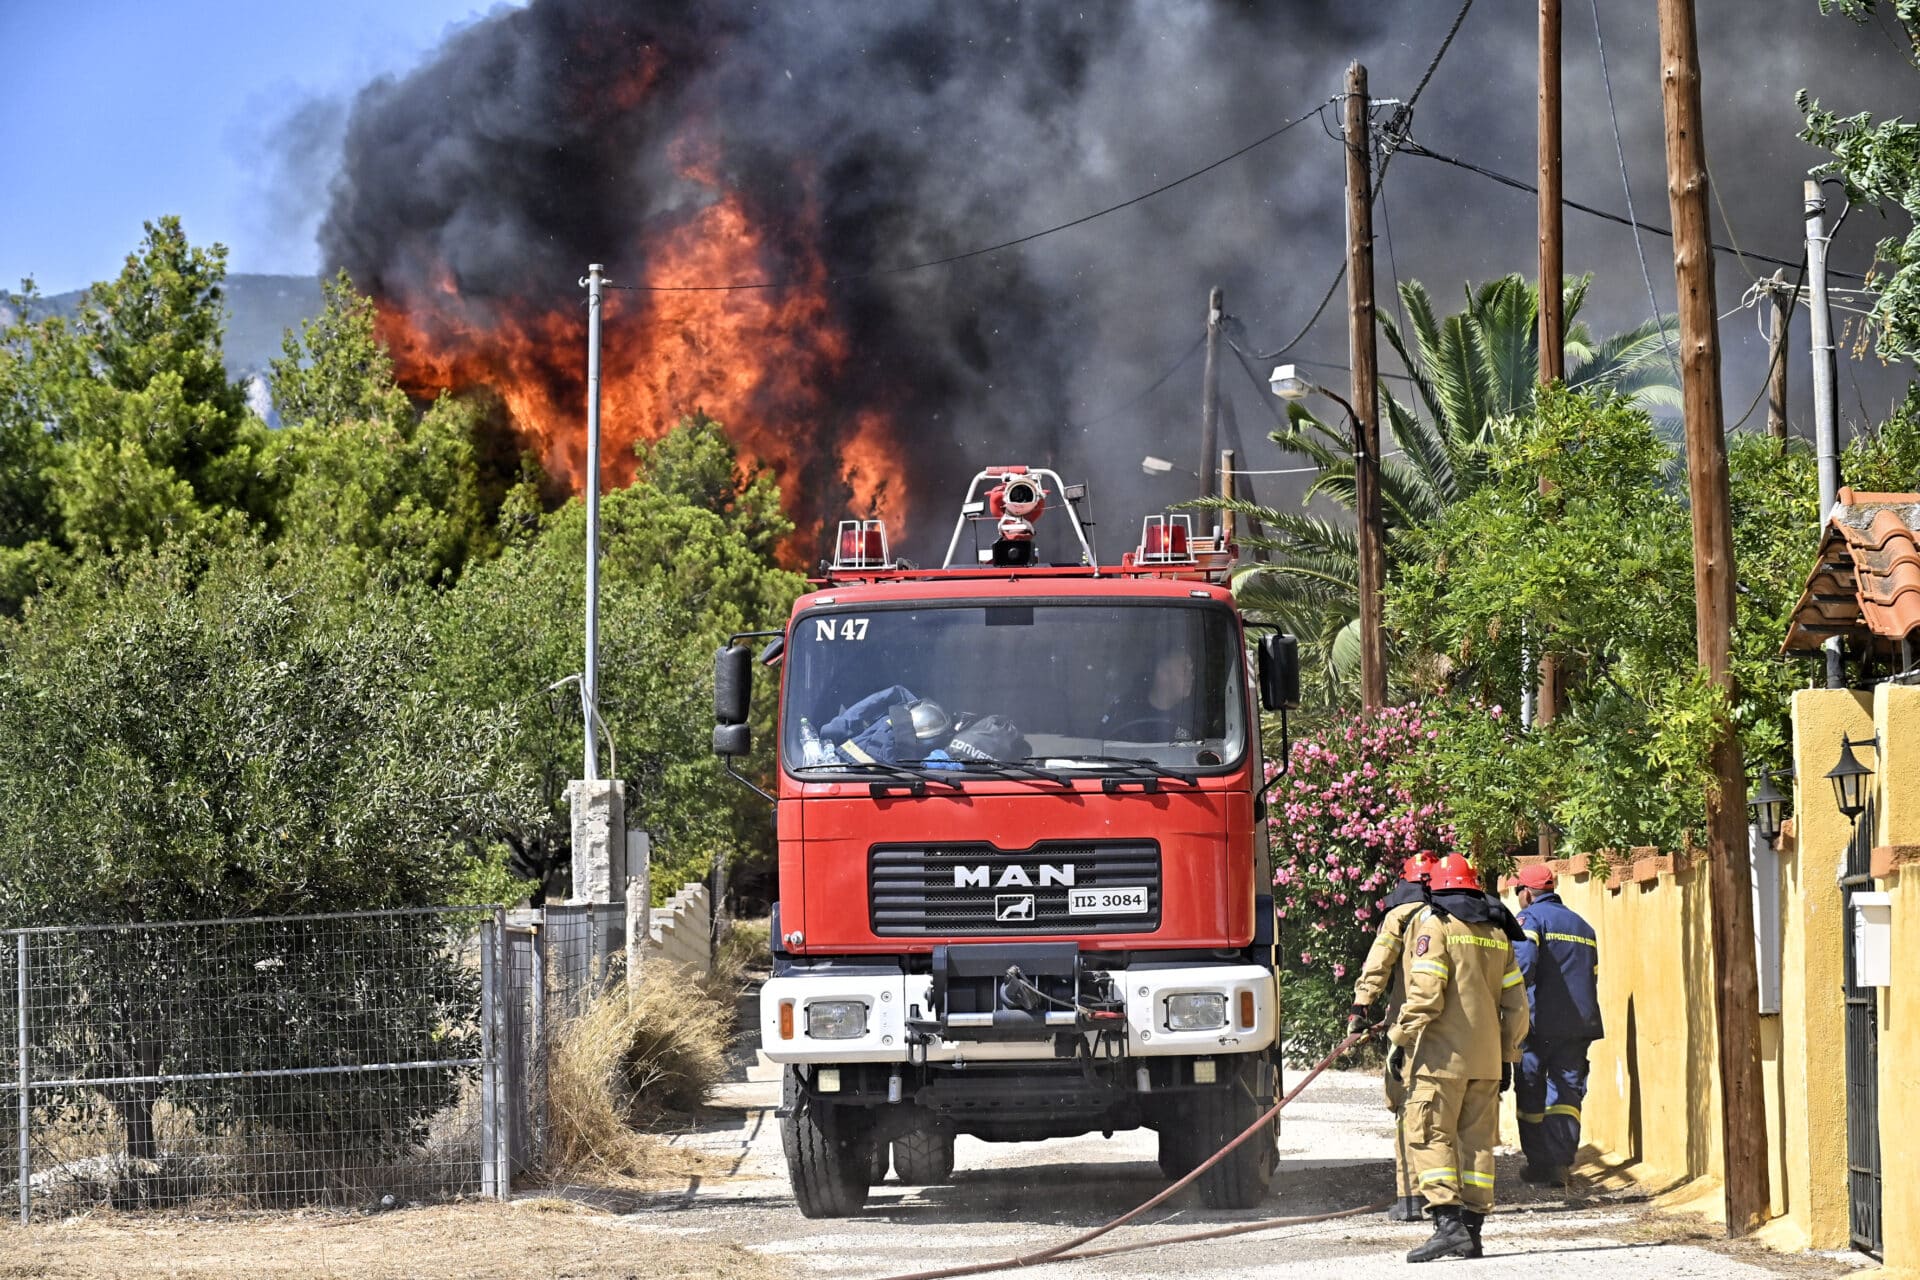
[714,916,771,980]
[540,966,733,1183]
[0,1200,784,1279]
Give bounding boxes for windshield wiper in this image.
[1029,756,1190,786]
[914,758,1071,787]
[1022,755,1199,790]
[793,761,964,795]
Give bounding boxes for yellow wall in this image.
[1767,689,1872,1251]
[1872,684,1920,1278]
[1543,857,1723,1194]
[1506,689,1878,1255]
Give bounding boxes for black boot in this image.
[1460,1209,1486,1258]
[1388,1194,1424,1221]
[1407,1206,1477,1263]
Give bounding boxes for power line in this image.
[1400,140,1870,283]
[1065,333,1206,431]
[1235,0,1476,366]
[603,101,1333,294]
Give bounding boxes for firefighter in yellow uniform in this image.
[1387,854,1530,1263]
[1347,853,1437,1221]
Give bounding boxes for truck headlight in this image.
[805,999,869,1040]
[1165,992,1228,1032]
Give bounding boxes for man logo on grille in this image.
[995,894,1036,923]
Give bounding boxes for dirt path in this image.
[1,1068,1872,1278]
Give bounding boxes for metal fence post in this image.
[530,915,547,1169]
[17,934,29,1226]
[479,915,498,1199]
[492,908,510,1198]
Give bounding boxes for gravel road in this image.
[630,1065,1864,1279]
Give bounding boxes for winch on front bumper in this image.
[759,942,1277,1064]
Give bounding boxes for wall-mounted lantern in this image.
[1827,733,1879,823]
[1747,769,1792,844]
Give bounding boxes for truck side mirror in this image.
[712,723,752,757]
[714,644,752,726]
[1258,633,1301,712]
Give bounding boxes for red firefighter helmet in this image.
[1400,852,1437,883]
[1427,853,1481,893]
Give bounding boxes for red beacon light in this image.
[1138,514,1194,564]
[832,519,891,571]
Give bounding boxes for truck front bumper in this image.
[758,963,1277,1064]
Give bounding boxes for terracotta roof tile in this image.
[1782,487,1920,657]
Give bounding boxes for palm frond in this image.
[1474,275,1538,418]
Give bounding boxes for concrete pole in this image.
[583,263,605,780]
[1658,0,1771,1234]
[1804,184,1844,689]
[1200,286,1224,501]
[1345,62,1387,712]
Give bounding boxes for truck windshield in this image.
[782,602,1246,773]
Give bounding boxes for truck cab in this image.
[713,466,1299,1216]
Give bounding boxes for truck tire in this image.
[1193,1063,1277,1210]
[1157,1123,1200,1181]
[868,1140,891,1185]
[780,1067,874,1217]
[891,1131,956,1185]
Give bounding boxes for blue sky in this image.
[1,1,514,295]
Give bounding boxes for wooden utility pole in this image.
[1345,62,1387,712]
[1765,270,1792,440]
[1535,0,1565,857]
[1656,0,1771,1235]
[1220,449,1237,543]
[1538,0,1566,385]
[1200,286,1224,500]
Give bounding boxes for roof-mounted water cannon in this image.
[831,519,891,572]
[986,469,1048,567]
[942,465,1098,570]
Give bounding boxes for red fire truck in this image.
[712,466,1299,1217]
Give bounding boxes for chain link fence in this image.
[500,902,627,1177]
[0,907,514,1222]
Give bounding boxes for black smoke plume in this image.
[320,0,1912,558]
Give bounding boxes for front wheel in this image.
[780,1067,874,1218]
[1157,1124,1200,1181]
[1193,1061,1277,1210]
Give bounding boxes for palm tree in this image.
[1218,274,1679,705]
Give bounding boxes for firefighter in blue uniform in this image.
[1509,863,1603,1185]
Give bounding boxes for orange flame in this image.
[371,144,905,563]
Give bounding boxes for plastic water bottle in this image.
[797,718,831,766]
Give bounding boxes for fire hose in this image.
[872,1023,1387,1280]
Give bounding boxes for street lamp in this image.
[1746,769,1792,844]
[1827,733,1879,822]
[1268,365,1363,447]
[1141,455,1193,478]
[1269,363,1385,710]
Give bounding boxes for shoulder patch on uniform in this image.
[1414,935,1429,957]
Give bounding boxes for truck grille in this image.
[869,842,1161,936]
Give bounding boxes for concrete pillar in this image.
[566,779,625,905]
[624,829,652,989]
[1777,688,1872,1249]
